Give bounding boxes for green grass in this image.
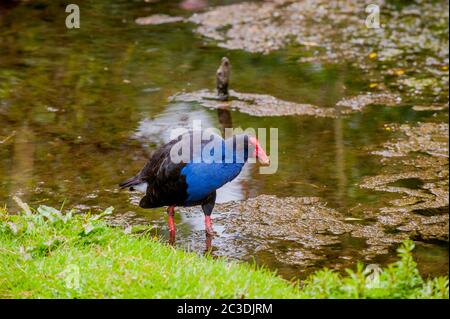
[0,200,448,299]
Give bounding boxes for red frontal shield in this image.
[249,137,269,164]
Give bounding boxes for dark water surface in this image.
[0,0,448,280]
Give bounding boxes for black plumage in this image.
[120,138,189,208]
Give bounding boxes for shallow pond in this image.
[0,0,448,280]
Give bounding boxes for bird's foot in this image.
[167,205,176,243]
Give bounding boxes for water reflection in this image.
[217,108,232,135]
[134,102,215,147]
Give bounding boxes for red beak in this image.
[249,137,270,165]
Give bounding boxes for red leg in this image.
[167,205,176,234]
[204,215,214,236]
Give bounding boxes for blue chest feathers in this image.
[181,162,245,203]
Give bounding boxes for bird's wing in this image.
[139,139,189,207]
[119,174,144,189]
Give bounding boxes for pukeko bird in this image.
[119,131,269,237]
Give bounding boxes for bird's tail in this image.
[119,175,142,189]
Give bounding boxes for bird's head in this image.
[226,134,269,165]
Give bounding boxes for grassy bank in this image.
[0,201,448,298]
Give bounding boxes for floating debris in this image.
[180,0,208,12]
[169,57,338,117]
[412,103,449,112]
[0,131,16,144]
[135,1,448,102]
[336,92,402,111]
[372,122,449,158]
[135,14,185,25]
[170,89,405,117]
[185,0,449,102]
[360,122,449,242]
[401,78,438,90]
[177,193,447,271]
[170,89,336,117]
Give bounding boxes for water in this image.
[0,0,448,280]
